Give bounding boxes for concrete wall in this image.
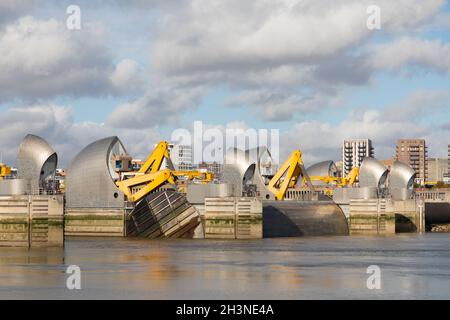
[204,197,262,239]
[349,200,395,235]
[64,208,125,237]
[0,195,64,247]
[348,199,424,235]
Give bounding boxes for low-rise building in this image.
[428,158,448,182]
[197,161,222,181]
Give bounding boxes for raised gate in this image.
[126,190,202,238]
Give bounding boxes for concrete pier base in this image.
[64,208,125,237]
[349,200,395,235]
[204,197,262,239]
[0,195,64,247]
[349,199,424,235]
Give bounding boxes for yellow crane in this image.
[307,167,359,188]
[115,141,214,202]
[267,150,314,200]
[339,167,359,187]
[131,140,214,183]
[138,141,172,174]
[116,141,176,202]
[116,169,176,202]
[0,164,11,180]
[172,170,214,184]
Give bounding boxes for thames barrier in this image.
[1,134,450,249]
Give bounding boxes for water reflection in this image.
[0,234,449,299]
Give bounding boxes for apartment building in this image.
[342,139,374,176]
[395,139,427,184]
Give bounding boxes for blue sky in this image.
[0,0,449,166]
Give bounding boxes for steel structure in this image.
[65,136,127,208]
[16,134,58,194]
[267,150,314,200]
[222,147,258,196]
[307,161,338,180]
[221,146,348,235]
[389,160,416,200]
[358,157,388,189]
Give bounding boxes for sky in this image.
[0,0,449,167]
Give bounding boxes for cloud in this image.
[0,105,74,164]
[0,105,163,167]
[226,89,343,121]
[110,59,143,94]
[152,0,444,74]
[139,0,447,123]
[0,16,143,101]
[0,0,35,25]
[1,88,448,170]
[370,38,450,73]
[281,90,450,164]
[107,86,205,128]
[153,0,366,74]
[0,1,449,167]
[382,90,450,121]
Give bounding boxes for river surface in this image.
[1,234,450,299]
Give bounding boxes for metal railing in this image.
[414,189,450,202]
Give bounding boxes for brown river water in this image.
[1,234,450,299]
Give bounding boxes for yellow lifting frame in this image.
[115,169,176,203]
[138,141,171,174]
[116,141,215,202]
[306,166,359,188]
[267,150,314,201]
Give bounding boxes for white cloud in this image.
[281,90,450,164]
[226,89,344,121]
[110,59,143,94]
[0,105,163,167]
[0,0,35,25]
[138,0,447,124]
[152,0,444,74]
[0,16,144,101]
[382,90,450,120]
[0,1,449,166]
[1,88,448,170]
[370,37,450,73]
[107,86,205,128]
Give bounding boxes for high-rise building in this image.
[342,139,374,176]
[171,144,193,171]
[395,139,427,184]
